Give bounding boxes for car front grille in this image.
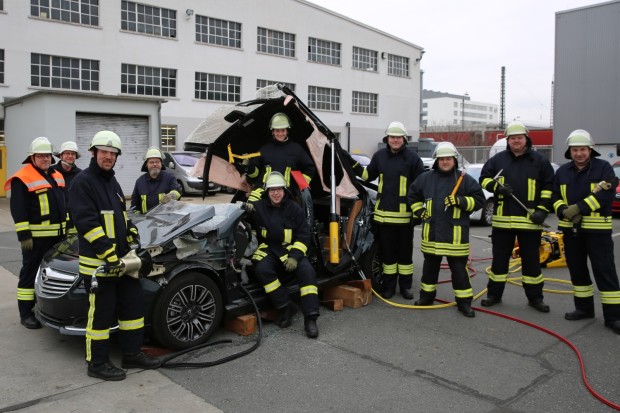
[37,267,78,298]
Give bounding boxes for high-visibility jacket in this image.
[5,163,66,241]
[479,147,554,230]
[247,139,316,187]
[552,158,616,233]
[70,158,136,277]
[364,147,425,225]
[250,193,310,264]
[50,161,82,234]
[409,168,484,256]
[130,170,181,214]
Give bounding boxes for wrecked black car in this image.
[35,86,380,350]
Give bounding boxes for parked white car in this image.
[163,151,220,196]
[463,163,494,226]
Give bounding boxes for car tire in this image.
[151,271,223,350]
[480,198,494,226]
[177,180,187,197]
[359,242,382,290]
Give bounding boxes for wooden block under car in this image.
[225,314,257,336]
[320,298,344,311]
[346,279,373,306]
[323,284,369,309]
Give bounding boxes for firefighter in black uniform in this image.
[408,142,484,317]
[358,121,425,300]
[70,131,160,381]
[246,113,316,202]
[552,129,620,334]
[5,137,66,329]
[479,121,555,312]
[244,172,320,338]
[130,147,181,214]
[51,141,82,234]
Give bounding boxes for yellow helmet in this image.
[432,142,459,159]
[504,121,528,138]
[89,130,122,154]
[141,147,166,172]
[264,171,287,189]
[57,141,80,158]
[23,137,55,164]
[564,129,600,159]
[269,113,291,130]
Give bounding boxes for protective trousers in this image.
[563,231,620,322]
[378,223,414,292]
[254,254,319,318]
[488,228,544,301]
[420,254,473,304]
[84,276,145,365]
[17,236,60,319]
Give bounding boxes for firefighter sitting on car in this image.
[242,171,320,338]
[131,147,181,214]
[5,137,67,329]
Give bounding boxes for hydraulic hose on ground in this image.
[159,283,262,369]
[373,256,620,411]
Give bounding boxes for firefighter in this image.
[552,130,620,334]
[70,131,160,381]
[4,137,66,329]
[51,141,82,234]
[246,112,316,201]
[408,142,484,317]
[359,121,425,299]
[244,172,320,338]
[130,147,181,214]
[479,121,555,312]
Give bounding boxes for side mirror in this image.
[168,162,175,169]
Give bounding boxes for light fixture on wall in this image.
[381,52,386,60]
[185,9,194,17]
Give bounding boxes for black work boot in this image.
[121,352,161,369]
[604,320,620,335]
[400,288,414,300]
[87,361,126,381]
[528,299,550,313]
[276,304,297,328]
[381,285,396,299]
[304,318,319,339]
[481,296,502,307]
[564,309,594,320]
[20,315,42,329]
[457,303,475,318]
[414,297,434,306]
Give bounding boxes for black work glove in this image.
[529,209,548,225]
[415,208,430,220]
[241,202,255,213]
[104,258,124,276]
[496,183,514,197]
[444,195,460,208]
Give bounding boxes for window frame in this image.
[308,85,340,112]
[308,37,341,66]
[352,91,378,114]
[0,49,4,84]
[121,63,176,97]
[256,79,295,92]
[31,53,99,91]
[121,0,176,39]
[30,0,99,26]
[161,125,177,151]
[195,72,241,103]
[195,15,242,48]
[257,27,295,58]
[352,46,378,72]
[387,53,410,77]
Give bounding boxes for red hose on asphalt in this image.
[433,256,620,411]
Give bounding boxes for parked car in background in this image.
[163,151,220,196]
[463,164,494,226]
[613,161,620,215]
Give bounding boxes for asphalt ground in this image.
[1,194,619,413]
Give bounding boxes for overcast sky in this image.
[308,0,600,127]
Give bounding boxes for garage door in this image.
[75,113,149,197]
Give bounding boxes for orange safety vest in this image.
[5,163,66,192]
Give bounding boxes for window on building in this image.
[0,0,4,11]
[352,91,378,114]
[31,53,99,91]
[308,86,340,111]
[30,0,99,26]
[161,125,176,151]
[387,54,409,77]
[121,1,176,38]
[196,15,241,48]
[352,46,378,72]
[256,79,295,92]
[195,72,241,102]
[308,37,340,66]
[257,27,295,57]
[0,49,4,84]
[121,63,176,97]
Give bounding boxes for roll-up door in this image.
[75,113,149,197]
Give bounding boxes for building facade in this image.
[421,90,498,130]
[0,0,424,174]
[554,1,620,165]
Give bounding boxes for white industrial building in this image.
[421,90,498,130]
[0,0,423,194]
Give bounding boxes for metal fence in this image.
[458,145,553,165]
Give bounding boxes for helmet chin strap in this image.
[61,160,74,168]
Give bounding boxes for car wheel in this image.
[225,186,237,194]
[359,242,382,290]
[481,198,494,226]
[177,180,187,196]
[152,272,223,350]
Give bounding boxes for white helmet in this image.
[23,137,55,164]
[564,129,600,159]
[89,130,122,154]
[385,121,408,137]
[57,141,80,158]
[264,171,287,189]
[504,121,529,138]
[432,142,459,159]
[141,147,166,172]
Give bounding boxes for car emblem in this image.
[41,268,48,283]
